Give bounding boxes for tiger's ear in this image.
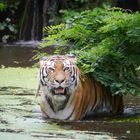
[66,54,77,64]
[40,56,48,67]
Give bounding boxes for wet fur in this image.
[39,55,123,120]
[72,74,123,120]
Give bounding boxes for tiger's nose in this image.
[55,72,65,84]
[55,79,64,84]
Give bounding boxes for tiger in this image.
[37,55,123,120]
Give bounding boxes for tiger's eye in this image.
[64,67,71,72]
[64,67,69,70]
[48,67,55,72]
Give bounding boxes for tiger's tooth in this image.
[55,88,64,94]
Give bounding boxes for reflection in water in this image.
[0,44,38,67]
[0,43,55,67]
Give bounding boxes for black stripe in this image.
[40,80,47,86]
[43,75,47,79]
[91,81,97,111]
[71,67,77,82]
[40,67,48,86]
[45,95,55,112]
[66,107,75,120]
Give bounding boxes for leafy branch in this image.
[41,7,140,96]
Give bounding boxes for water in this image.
[0,44,140,140]
[0,42,54,67]
[0,43,38,67]
[0,86,139,140]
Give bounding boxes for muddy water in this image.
[0,42,54,67]
[0,44,37,67]
[0,45,140,140]
[0,87,140,140]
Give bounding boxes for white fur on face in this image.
[40,56,79,111]
[42,57,77,89]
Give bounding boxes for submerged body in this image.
[38,55,123,120]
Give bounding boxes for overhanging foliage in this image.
[41,7,140,96]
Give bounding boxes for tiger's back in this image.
[73,75,123,120]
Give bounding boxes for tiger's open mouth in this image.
[52,87,67,95]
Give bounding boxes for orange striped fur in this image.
[72,74,123,120]
[38,55,123,120]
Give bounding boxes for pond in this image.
[0,43,140,140]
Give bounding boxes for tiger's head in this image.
[39,55,79,111]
